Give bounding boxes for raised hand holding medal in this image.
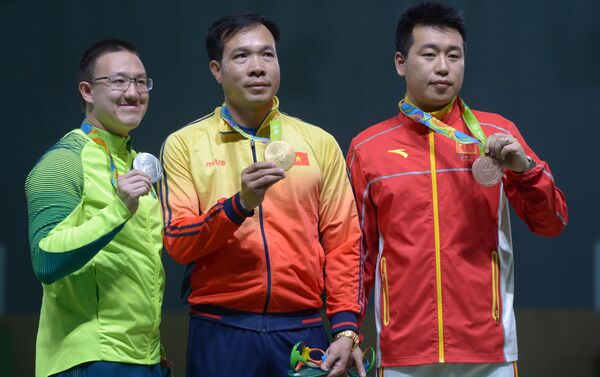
[483,133,531,174]
[220,106,286,211]
[132,152,163,183]
[400,98,524,186]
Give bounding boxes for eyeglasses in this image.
[90,75,153,92]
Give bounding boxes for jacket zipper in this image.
[143,198,162,358]
[491,250,500,324]
[429,131,445,363]
[250,139,272,313]
[380,256,390,326]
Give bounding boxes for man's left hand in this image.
[321,336,353,377]
[484,133,529,172]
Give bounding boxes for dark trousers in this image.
[52,361,163,377]
[186,316,329,377]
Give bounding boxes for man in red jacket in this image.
[346,2,568,376]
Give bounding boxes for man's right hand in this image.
[240,162,286,211]
[350,347,367,377]
[117,170,152,214]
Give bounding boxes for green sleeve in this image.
[25,132,131,284]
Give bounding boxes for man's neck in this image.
[224,100,273,129]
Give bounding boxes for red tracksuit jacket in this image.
[347,99,568,367]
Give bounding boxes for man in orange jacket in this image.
[159,11,364,377]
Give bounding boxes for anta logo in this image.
[387,149,408,158]
[206,159,226,167]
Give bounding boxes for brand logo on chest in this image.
[206,159,226,167]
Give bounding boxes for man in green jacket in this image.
[25,39,165,377]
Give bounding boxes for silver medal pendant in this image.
[133,152,163,183]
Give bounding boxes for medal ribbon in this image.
[399,97,486,154]
[221,106,282,143]
[80,120,119,188]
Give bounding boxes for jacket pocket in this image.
[491,251,500,324]
[381,256,390,326]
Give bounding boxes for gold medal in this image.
[265,141,295,171]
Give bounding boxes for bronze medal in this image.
[264,141,295,171]
[472,155,503,186]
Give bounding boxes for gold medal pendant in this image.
[265,141,295,171]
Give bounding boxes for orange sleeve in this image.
[346,137,380,323]
[158,134,252,264]
[318,133,363,321]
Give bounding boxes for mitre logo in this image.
[206,159,226,167]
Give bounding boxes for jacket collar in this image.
[81,119,133,158]
[217,97,281,140]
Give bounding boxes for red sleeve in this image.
[158,134,252,264]
[503,123,568,236]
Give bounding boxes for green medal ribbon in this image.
[269,118,282,142]
[399,98,487,154]
[221,106,282,143]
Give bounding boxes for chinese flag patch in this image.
[294,152,310,166]
[456,142,478,155]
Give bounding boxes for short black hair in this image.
[205,11,280,62]
[78,39,139,83]
[396,1,466,55]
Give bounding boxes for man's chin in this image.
[117,116,143,129]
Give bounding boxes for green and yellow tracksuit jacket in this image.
[25,121,164,377]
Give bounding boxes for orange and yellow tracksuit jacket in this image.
[159,98,362,332]
[347,99,568,367]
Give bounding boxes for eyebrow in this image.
[107,71,148,78]
[419,43,463,52]
[229,45,275,54]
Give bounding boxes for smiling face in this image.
[79,51,149,136]
[395,25,465,112]
[209,23,280,118]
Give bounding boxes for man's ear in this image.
[394,51,407,77]
[79,81,94,106]
[209,60,222,84]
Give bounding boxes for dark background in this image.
[0,0,600,377]
[0,1,599,374]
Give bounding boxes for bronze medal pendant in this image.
[472,155,503,186]
[265,141,295,171]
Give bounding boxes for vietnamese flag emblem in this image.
[294,152,310,166]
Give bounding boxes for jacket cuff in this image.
[223,193,253,225]
[505,162,543,183]
[330,312,358,335]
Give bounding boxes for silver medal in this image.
[133,152,163,183]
